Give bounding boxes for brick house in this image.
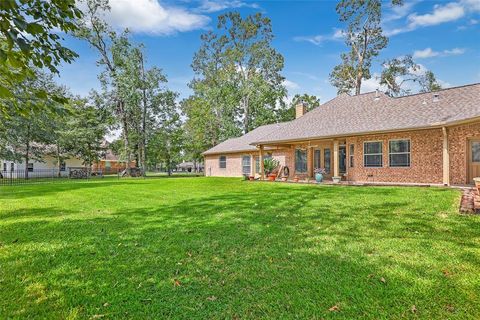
[203,84,480,186]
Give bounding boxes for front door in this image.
[469,139,480,183]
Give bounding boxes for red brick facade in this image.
[205,121,480,185]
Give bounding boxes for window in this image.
[27,163,34,172]
[389,140,410,167]
[364,141,383,167]
[349,144,354,168]
[10,163,14,172]
[255,156,260,173]
[60,161,66,172]
[472,141,480,162]
[324,149,331,173]
[3,163,6,172]
[295,149,307,173]
[242,155,251,175]
[314,149,321,169]
[219,156,226,169]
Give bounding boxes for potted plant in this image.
[249,175,255,181]
[263,158,280,181]
[474,177,480,192]
[293,175,299,182]
[314,168,326,183]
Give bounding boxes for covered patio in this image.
[254,138,348,182]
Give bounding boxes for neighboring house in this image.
[1,155,84,178]
[92,149,135,173]
[176,161,204,172]
[203,83,480,186]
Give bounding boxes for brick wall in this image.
[205,120,480,184]
[204,149,290,177]
[448,121,480,185]
[345,129,444,184]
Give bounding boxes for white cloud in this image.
[461,0,480,12]
[408,2,465,28]
[443,47,466,55]
[99,0,210,35]
[385,0,479,36]
[360,74,386,93]
[383,0,419,22]
[294,28,344,46]
[413,48,439,59]
[197,0,259,13]
[283,79,300,90]
[413,47,466,59]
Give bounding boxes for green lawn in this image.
[1,178,479,319]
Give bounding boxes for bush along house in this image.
[203,83,480,186]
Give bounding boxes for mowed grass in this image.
[0,178,479,319]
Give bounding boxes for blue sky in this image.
[58,0,480,103]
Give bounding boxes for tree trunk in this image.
[120,101,131,175]
[355,74,362,95]
[243,96,250,133]
[140,52,148,177]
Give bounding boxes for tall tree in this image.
[380,55,442,96]
[76,0,138,174]
[2,71,66,178]
[149,91,184,176]
[0,0,81,114]
[330,0,402,95]
[190,12,286,137]
[181,96,219,168]
[60,97,110,168]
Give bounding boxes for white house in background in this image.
[1,155,84,178]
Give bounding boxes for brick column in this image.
[259,146,264,180]
[442,127,450,186]
[307,147,313,178]
[333,140,339,177]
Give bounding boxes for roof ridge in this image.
[392,82,480,99]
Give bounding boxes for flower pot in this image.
[332,176,341,184]
[281,177,288,182]
[293,176,299,182]
[315,173,323,183]
[249,176,255,181]
[268,174,277,181]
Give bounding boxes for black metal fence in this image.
[0,168,106,186]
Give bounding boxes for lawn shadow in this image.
[1,183,479,318]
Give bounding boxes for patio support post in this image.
[307,146,313,178]
[333,140,339,177]
[442,127,450,186]
[259,145,264,180]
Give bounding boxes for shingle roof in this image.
[253,83,480,145]
[203,122,289,155]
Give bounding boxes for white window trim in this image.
[363,140,383,168]
[219,155,227,169]
[388,139,411,168]
[242,154,251,175]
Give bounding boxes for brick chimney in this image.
[295,100,307,119]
